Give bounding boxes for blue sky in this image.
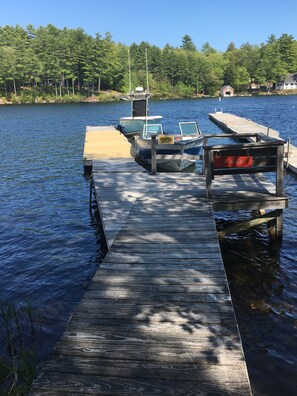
[1,0,296,51]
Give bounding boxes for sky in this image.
[0,0,296,52]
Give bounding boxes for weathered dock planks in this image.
[27,112,294,395]
[92,158,147,247]
[31,164,253,395]
[209,112,297,173]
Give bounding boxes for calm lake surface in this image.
[0,95,296,395]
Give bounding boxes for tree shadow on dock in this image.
[31,171,252,395]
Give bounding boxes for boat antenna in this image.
[145,49,150,93]
[145,49,150,122]
[128,47,132,93]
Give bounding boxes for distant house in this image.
[275,73,297,90]
[220,85,234,97]
[250,82,259,90]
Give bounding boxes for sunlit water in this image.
[0,96,296,395]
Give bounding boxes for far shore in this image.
[1,89,297,105]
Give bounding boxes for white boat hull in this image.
[135,136,203,171]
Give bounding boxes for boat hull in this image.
[135,136,203,171]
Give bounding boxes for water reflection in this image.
[216,209,297,396]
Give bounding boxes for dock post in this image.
[276,144,284,196]
[151,134,157,175]
[267,209,283,240]
[89,175,94,214]
[275,209,283,239]
[202,137,209,175]
[204,148,212,199]
[285,139,290,168]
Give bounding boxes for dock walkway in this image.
[209,112,297,173]
[32,163,252,395]
[31,121,291,394]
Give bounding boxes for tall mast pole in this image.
[145,49,149,94]
[128,47,132,93]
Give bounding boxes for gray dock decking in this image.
[31,159,257,395]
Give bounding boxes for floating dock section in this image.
[83,125,133,173]
[209,112,297,173]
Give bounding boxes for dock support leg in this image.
[275,209,283,239]
[151,135,157,175]
[267,209,283,240]
[204,149,212,199]
[89,175,94,214]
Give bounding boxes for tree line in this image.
[0,25,296,103]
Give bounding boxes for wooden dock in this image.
[209,112,297,173]
[31,124,288,394]
[32,163,253,395]
[83,125,134,173]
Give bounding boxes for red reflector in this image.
[213,155,252,168]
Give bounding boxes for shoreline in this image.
[0,90,296,105]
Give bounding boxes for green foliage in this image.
[175,82,194,97]
[0,300,38,395]
[0,25,296,100]
[10,94,21,104]
[181,35,197,52]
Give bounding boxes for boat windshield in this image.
[143,123,163,138]
[179,122,201,136]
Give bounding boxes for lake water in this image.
[0,95,296,395]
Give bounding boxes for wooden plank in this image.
[103,250,222,260]
[83,283,229,295]
[61,326,240,344]
[80,290,230,303]
[76,300,234,314]
[40,356,249,382]
[92,270,227,281]
[71,308,234,324]
[32,372,252,395]
[66,319,237,337]
[115,231,218,240]
[54,340,243,364]
[99,262,226,270]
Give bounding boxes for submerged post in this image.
[151,134,157,174]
